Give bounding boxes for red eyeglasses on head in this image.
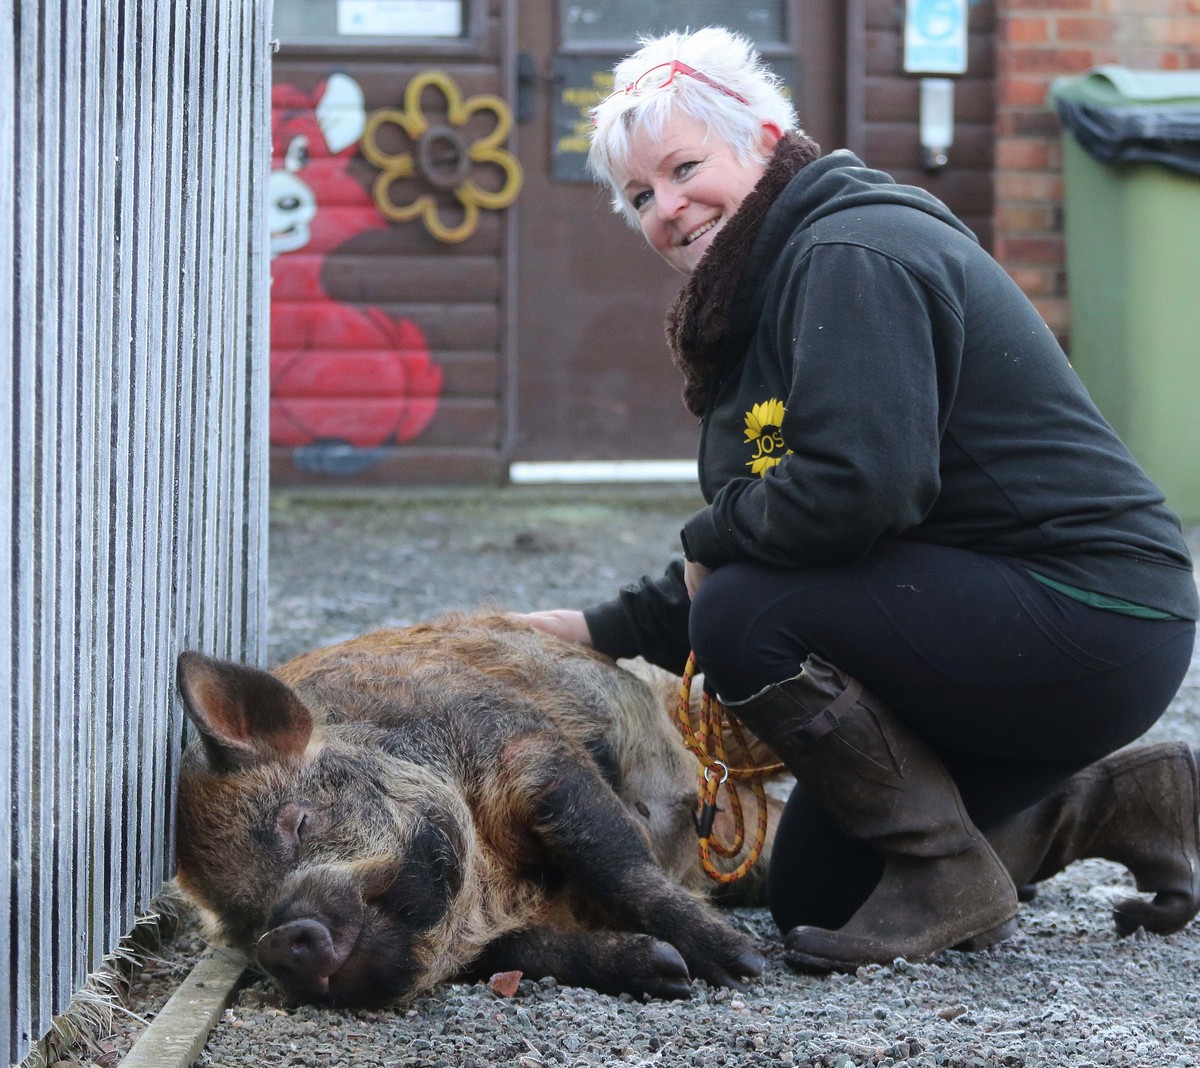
[612,60,750,106]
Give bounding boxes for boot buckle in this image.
[795,677,863,743]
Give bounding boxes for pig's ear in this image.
[177,651,314,773]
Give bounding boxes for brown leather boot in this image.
[986,742,1200,935]
[724,657,1017,973]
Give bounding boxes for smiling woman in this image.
[514,24,1199,980]
[617,111,777,275]
[588,27,797,231]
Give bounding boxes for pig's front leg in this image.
[502,737,765,989]
[465,927,694,1000]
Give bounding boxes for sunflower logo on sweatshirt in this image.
[744,399,790,476]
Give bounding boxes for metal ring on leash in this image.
[703,760,729,785]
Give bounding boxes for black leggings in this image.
[688,540,1196,932]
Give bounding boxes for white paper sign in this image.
[337,0,462,37]
[904,0,968,75]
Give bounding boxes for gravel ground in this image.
[109,488,1200,1068]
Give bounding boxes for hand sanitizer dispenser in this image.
[919,77,955,170]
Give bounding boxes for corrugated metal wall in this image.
[1,2,273,1064]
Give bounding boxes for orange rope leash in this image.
[675,653,785,884]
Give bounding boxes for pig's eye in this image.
[274,801,317,858]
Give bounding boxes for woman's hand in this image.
[684,559,712,600]
[510,609,593,647]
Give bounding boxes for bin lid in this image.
[1049,66,1200,176]
[1052,66,1200,107]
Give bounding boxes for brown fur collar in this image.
[666,132,821,416]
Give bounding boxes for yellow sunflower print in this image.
[743,398,790,476]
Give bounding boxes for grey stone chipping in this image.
[123,488,1200,1068]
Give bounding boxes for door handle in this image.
[516,51,538,124]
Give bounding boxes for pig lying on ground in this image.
[174,613,781,1007]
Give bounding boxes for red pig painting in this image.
[269,73,442,474]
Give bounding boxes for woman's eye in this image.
[676,160,698,178]
[631,189,653,211]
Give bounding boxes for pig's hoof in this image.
[1114,889,1199,936]
[628,936,692,1000]
[705,946,766,989]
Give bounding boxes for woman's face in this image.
[618,111,779,276]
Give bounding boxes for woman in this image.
[518,26,1198,973]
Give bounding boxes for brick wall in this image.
[993,0,1200,344]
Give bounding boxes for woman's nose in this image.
[654,186,686,219]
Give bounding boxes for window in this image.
[560,2,786,48]
[273,0,468,45]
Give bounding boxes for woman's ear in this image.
[759,121,784,154]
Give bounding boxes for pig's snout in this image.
[257,918,341,998]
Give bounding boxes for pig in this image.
[173,613,778,1007]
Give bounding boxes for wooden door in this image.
[511,1,836,464]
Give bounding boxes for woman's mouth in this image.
[682,218,719,246]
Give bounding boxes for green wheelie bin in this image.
[1049,67,1200,525]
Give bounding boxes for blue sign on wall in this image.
[904,0,968,74]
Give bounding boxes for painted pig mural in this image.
[270,73,442,474]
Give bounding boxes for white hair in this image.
[587,27,801,226]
